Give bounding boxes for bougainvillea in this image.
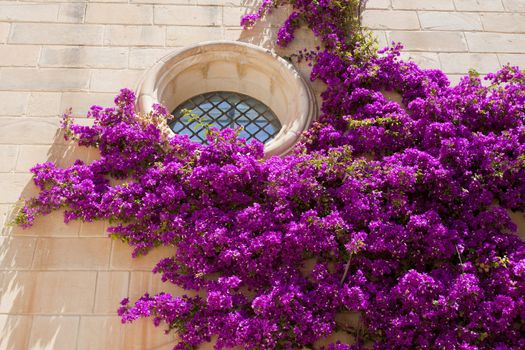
[16,0,525,349]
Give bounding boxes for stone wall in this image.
[0,0,524,349]
[363,0,525,84]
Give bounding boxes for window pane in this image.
[170,91,281,144]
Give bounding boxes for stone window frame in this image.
[135,41,318,156]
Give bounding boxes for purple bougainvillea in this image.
[17,0,525,349]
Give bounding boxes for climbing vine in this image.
[16,0,525,349]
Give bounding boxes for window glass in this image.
[170,91,282,143]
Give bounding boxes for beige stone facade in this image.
[0,0,524,349]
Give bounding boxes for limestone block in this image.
[16,144,96,173]
[388,31,468,51]
[362,10,420,30]
[498,53,525,67]
[110,241,175,270]
[508,210,525,241]
[9,23,104,45]
[315,331,355,348]
[86,4,153,25]
[32,238,111,270]
[439,53,501,74]
[104,25,165,46]
[128,271,195,303]
[392,0,454,10]
[0,145,17,172]
[0,271,96,313]
[381,89,405,107]
[0,237,36,270]
[133,0,195,3]
[0,205,10,230]
[224,27,243,41]
[0,173,32,204]
[60,92,116,116]
[481,13,525,33]
[28,316,79,350]
[77,316,125,350]
[94,271,130,314]
[372,30,388,48]
[0,23,10,44]
[132,0,241,3]
[27,92,62,117]
[0,315,33,350]
[454,0,505,11]
[0,68,90,91]
[223,6,249,27]
[226,26,278,48]
[0,117,60,145]
[90,69,143,93]
[0,91,29,116]
[0,3,59,22]
[199,0,242,5]
[120,317,178,350]
[129,48,175,69]
[190,0,242,4]
[154,5,222,25]
[273,26,322,57]
[58,3,86,23]
[447,74,466,86]
[0,44,40,67]
[502,0,525,12]
[223,5,292,27]
[79,220,107,237]
[166,26,224,46]
[366,0,392,9]
[40,47,128,69]
[399,51,441,69]
[6,209,81,237]
[465,32,525,53]
[418,11,482,31]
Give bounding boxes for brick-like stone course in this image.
[481,13,525,33]
[40,47,129,69]
[9,23,104,45]
[465,32,525,53]
[418,12,482,31]
[439,53,501,73]
[29,316,80,350]
[454,0,505,12]
[393,0,455,10]
[388,31,468,51]
[86,3,153,25]
[154,5,222,25]
[362,0,525,75]
[104,25,165,46]
[0,68,91,91]
[0,3,60,22]
[361,10,420,30]
[503,0,525,11]
[0,45,41,67]
[0,0,523,348]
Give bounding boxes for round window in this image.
[135,41,318,156]
[170,91,282,144]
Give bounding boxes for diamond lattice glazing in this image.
[170,91,282,143]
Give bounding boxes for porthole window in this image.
[170,91,282,144]
[135,41,317,156]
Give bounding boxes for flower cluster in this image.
[18,0,525,349]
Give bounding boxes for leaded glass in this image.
[170,91,282,144]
